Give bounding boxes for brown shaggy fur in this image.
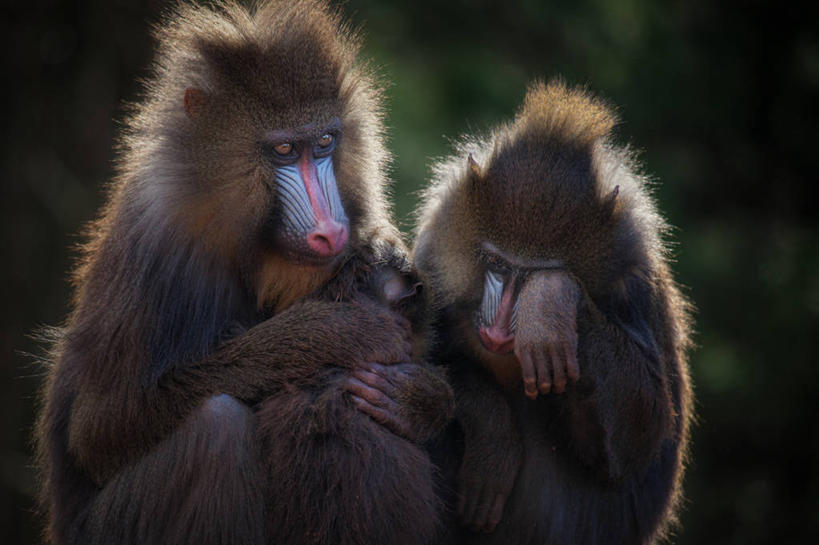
[36,2,452,544]
[414,79,693,545]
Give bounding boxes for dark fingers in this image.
[472,488,492,532]
[550,345,567,394]
[517,349,538,399]
[484,493,506,533]
[352,367,399,398]
[345,377,399,413]
[460,482,484,528]
[534,350,551,395]
[565,341,580,383]
[348,394,408,437]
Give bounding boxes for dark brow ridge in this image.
[261,117,342,144]
[480,241,565,271]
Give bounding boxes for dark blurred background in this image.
[2,0,817,543]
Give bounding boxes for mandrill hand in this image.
[456,407,522,534]
[345,362,454,443]
[514,269,582,399]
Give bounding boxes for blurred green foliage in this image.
[1,0,817,543]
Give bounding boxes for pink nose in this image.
[306,220,348,258]
[479,326,515,354]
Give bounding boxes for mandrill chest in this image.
[481,351,523,392]
[255,252,338,313]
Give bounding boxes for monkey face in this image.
[260,117,350,266]
[473,241,565,356]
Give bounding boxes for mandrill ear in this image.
[467,153,484,185]
[183,87,209,119]
[467,153,483,179]
[601,185,620,219]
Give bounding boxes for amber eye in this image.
[317,133,333,148]
[273,142,293,155]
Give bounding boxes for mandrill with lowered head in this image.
[414,80,693,545]
[36,2,452,545]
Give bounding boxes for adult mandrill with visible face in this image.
[414,79,693,545]
[36,2,452,545]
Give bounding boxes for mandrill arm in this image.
[450,367,523,534]
[65,298,412,485]
[515,269,674,482]
[514,270,582,398]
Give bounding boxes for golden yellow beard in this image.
[255,252,337,313]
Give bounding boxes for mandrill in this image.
[36,2,452,545]
[414,79,693,545]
